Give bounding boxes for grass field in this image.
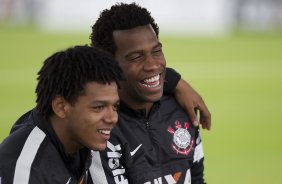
[1,25,282,183]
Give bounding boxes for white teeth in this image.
[143,74,160,83]
[142,80,160,88]
[142,74,160,88]
[141,74,160,88]
[98,130,111,135]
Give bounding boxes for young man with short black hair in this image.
[0,45,123,184]
[90,3,207,183]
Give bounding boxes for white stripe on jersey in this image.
[193,142,204,163]
[13,126,46,184]
[89,151,109,184]
[184,169,191,184]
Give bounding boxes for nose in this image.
[143,55,160,71]
[104,107,118,124]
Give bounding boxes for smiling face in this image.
[113,24,166,111]
[56,81,119,152]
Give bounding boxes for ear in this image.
[51,96,69,119]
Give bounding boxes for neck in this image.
[119,92,153,118]
[49,115,81,153]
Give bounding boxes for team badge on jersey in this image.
[167,120,194,155]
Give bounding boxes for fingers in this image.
[186,98,211,130]
[186,107,200,128]
[198,103,211,130]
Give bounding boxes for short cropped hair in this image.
[90,2,159,55]
[35,45,123,117]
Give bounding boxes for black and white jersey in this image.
[0,109,92,184]
[90,95,206,184]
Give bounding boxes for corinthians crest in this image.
[167,120,194,155]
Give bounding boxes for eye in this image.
[113,103,120,111]
[127,53,143,61]
[131,56,141,61]
[154,49,161,53]
[92,105,105,112]
[153,48,163,55]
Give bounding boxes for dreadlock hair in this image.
[90,2,159,55]
[35,45,123,117]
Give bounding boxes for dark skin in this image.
[113,24,211,130]
[114,25,166,116]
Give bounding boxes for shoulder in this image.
[0,126,47,172]
[10,109,33,133]
[160,95,182,109]
[159,95,188,119]
[0,125,36,158]
[0,125,49,183]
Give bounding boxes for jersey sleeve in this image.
[164,67,181,95]
[191,128,206,184]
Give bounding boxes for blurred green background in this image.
[1,24,282,184]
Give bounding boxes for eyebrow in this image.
[90,99,120,105]
[125,42,163,58]
[155,42,162,48]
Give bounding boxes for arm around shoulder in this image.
[164,67,211,130]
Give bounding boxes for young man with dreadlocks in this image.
[89,3,207,184]
[0,45,123,184]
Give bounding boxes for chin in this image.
[91,143,107,151]
[147,91,163,102]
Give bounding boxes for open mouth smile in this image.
[97,129,111,135]
[140,74,161,88]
